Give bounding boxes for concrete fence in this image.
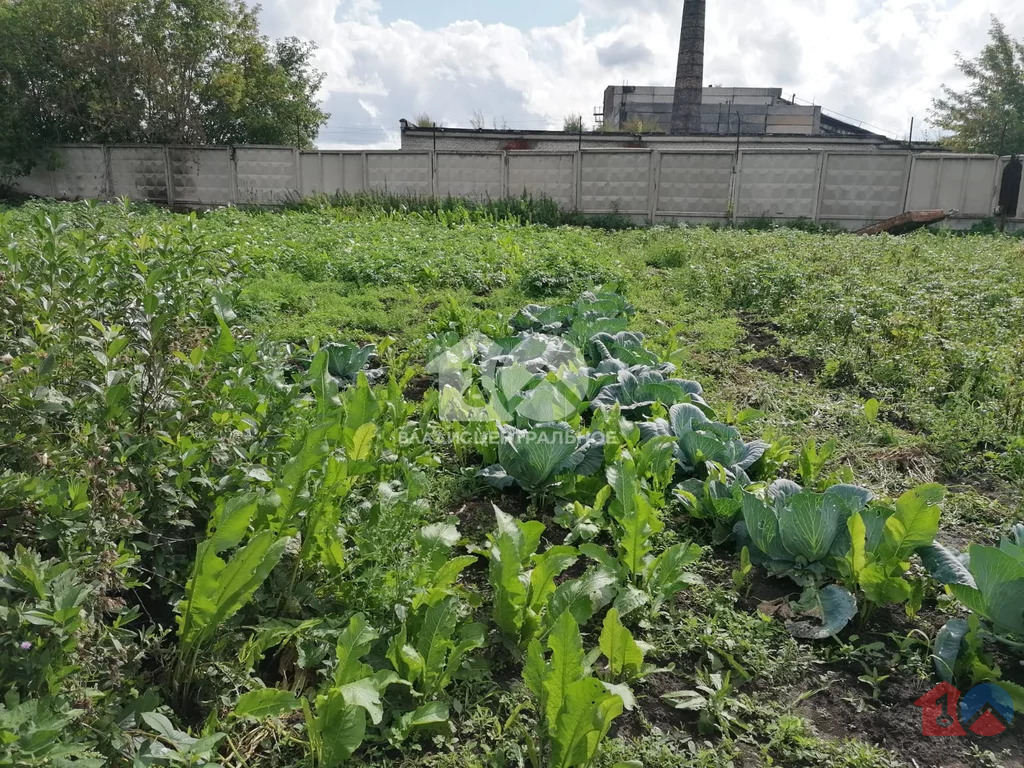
[13,144,1024,231]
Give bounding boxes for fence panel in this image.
[506,153,576,208]
[580,151,651,214]
[168,147,232,205]
[366,152,432,196]
[51,147,107,200]
[299,153,322,196]
[13,162,54,198]
[321,153,365,195]
[655,151,733,220]
[235,147,297,204]
[962,156,1001,216]
[435,152,503,199]
[736,150,821,219]
[907,155,1000,216]
[110,147,168,202]
[819,152,909,222]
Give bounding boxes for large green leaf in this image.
[845,511,867,580]
[341,678,386,726]
[206,493,259,553]
[918,543,976,587]
[741,493,787,562]
[964,545,1024,633]
[778,492,837,563]
[858,564,913,605]
[315,690,366,766]
[879,484,943,562]
[343,374,379,432]
[499,424,578,490]
[932,618,968,683]
[544,612,585,734]
[545,570,617,632]
[523,638,547,706]
[233,689,299,720]
[179,529,287,651]
[415,596,459,681]
[786,585,857,639]
[598,608,644,682]
[550,677,624,768]
[529,546,579,612]
[489,529,529,645]
[334,613,378,686]
[608,461,663,577]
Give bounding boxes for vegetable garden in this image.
[1,199,1022,768]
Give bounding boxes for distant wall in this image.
[12,145,1023,231]
[601,85,821,135]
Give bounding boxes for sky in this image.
[254,0,1024,149]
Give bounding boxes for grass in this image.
[1,197,1021,768]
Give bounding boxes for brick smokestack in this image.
[670,0,706,135]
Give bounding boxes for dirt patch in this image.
[881,408,919,433]
[751,353,822,379]
[739,316,782,352]
[403,373,433,402]
[615,670,701,740]
[453,499,497,543]
[453,492,533,544]
[798,663,1023,768]
[735,567,799,613]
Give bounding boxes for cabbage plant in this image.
[323,342,381,384]
[479,423,605,494]
[737,480,874,582]
[923,525,1024,708]
[585,331,664,369]
[591,367,710,419]
[925,523,1024,637]
[640,403,768,481]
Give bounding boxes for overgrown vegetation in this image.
[1,200,1022,767]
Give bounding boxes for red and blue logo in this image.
[915,682,1015,737]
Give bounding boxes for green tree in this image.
[0,0,329,185]
[930,16,1024,155]
[562,114,585,132]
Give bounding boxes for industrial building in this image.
[599,86,882,137]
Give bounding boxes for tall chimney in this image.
[670,0,706,135]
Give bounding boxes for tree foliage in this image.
[0,0,329,182]
[930,16,1024,155]
[562,114,585,133]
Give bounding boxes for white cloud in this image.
[257,0,1024,146]
[358,98,380,120]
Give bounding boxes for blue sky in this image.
[256,0,1024,149]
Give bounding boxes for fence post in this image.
[293,147,301,198]
[648,150,659,225]
[227,147,236,204]
[163,146,175,208]
[501,151,509,200]
[102,146,114,200]
[361,152,369,193]
[812,151,826,222]
[730,150,743,225]
[901,153,914,213]
[575,150,583,212]
[430,150,438,198]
